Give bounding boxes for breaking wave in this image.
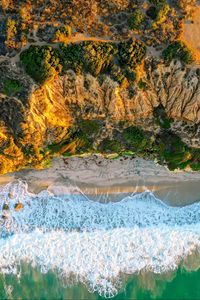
[0,180,200,297]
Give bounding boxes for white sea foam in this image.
[0,181,200,297]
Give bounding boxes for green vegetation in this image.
[60,43,84,74]
[71,120,199,171]
[20,39,146,84]
[98,138,123,153]
[109,64,127,84]
[128,9,145,30]
[21,145,36,158]
[77,119,101,136]
[123,126,149,151]
[146,6,158,20]
[152,4,170,28]
[5,18,17,48]
[20,45,62,83]
[54,25,72,40]
[153,105,172,129]
[118,39,146,69]
[138,79,148,90]
[82,41,117,76]
[190,149,200,171]
[149,0,166,6]
[162,41,193,64]
[3,79,23,96]
[61,41,117,76]
[70,119,101,153]
[156,132,191,170]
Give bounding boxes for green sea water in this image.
[0,265,200,300]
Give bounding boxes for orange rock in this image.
[14,203,24,211]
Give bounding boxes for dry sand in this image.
[0,155,200,206]
[182,5,200,64]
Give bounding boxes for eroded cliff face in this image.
[34,60,200,122]
[0,58,200,173]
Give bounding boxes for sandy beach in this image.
[0,155,200,206]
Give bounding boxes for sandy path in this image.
[7,32,118,65]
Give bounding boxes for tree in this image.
[5,18,17,48]
[61,41,117,76]
[20,45,62,83]
[162,41,193,64]
[128,9,145,30]
[82,41,117,76]
[146,6,158,20]
[60,43,84,74]
[149,0,166,6]
[152,4,170,28]
[54,25,72,41]
[118,38,146,69]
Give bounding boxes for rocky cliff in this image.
[0,57,199,173]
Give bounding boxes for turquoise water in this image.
[1,266,200,299]
[1,180,200,299]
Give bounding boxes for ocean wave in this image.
[0,180,200,297]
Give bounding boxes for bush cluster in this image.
[162,41,193,64]
[21,39,146,84]
[128,9,145,30]
[3,79,23,96]
[20,45,62,83]
[118,39,146,69]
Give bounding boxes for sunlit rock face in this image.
[146,60,200,123]
[0,59,200,173]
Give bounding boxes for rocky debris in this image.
[14,202,24,211]
[2,203,9,210]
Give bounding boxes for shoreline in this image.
[0,155,200,206]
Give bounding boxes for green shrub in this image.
[109,64,127,84]
[83,41,117,76]
[118,38,146,69]
[61,39,146,79]
[157,132,190,170]
[54,25,72,40]
[153,105,172,129]
[162,41,193,64]
[152,4,170,28]
[138,79,148,90]
[146,6,158,20]
[70,120,101,153]
[125,67,136,81]
[149,0,166,6]
[60,43,84,74]
[61,41,117,76]
[20,45,62,83]
[3,79,23,96]
[123,126,148,150]
[78,119,101,136]
[190,149,200,171]
[98,138,122,153]
[128,9,145,30]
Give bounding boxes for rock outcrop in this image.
[0,58,200,173]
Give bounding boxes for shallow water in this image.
[1,266,200,299]
[0,180,200,298]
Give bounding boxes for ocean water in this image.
[0,180,200,299]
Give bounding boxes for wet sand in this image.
[0,155,200,206]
